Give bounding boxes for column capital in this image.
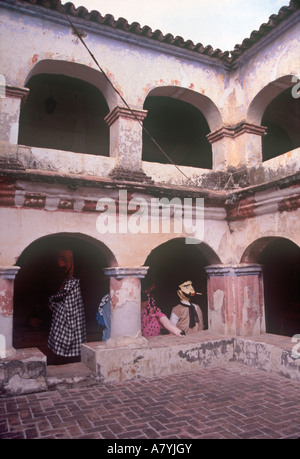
[103,266,149,280]
[207,122,267,144]
[104,105,148,126]
[205,264,263,276]
[5,85,29,108]
[0,266,20,280]
[233,264,263,276]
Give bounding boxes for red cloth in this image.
[141,307,165,337]
[141,292,166,337]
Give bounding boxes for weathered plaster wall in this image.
[226,194,300,264]
[238,16,300,124]
[249,149,300,185]
[2,4,299,127]
[0,96,22,144]
[19,145,116,177]
[1,175,299,278]
[1,4,299,179]
[0,184,228,267]
[0,7,226,122]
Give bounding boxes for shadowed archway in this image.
[13,233,116,364]
[241,237,300,337]
[143,238,221,330]
[247,75,300,161]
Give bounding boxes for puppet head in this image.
[57,249,74,279]
[177,279,195,302]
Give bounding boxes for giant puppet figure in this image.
[48,249,86,363]
[170,278,203,335]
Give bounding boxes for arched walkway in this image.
[143,95,212,169]
[13,233,116,364]
[142,238,221,330]
[142,86,223,169]
[145,86,223,131]
[247,75,300,161]
[23,59,118,110]
[19,70,110,156]
[241,237,300,337]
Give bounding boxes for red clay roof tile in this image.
[13,0,300,65]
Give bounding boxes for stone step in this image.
[46,362,100,391]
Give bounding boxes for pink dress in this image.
[141,306,166,337]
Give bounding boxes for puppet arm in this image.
[159,315,183,336]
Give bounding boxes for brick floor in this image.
[0,363,299,440]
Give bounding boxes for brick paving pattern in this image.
[0,363,299,439]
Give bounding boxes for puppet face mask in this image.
[57,249,74,279]
[178,280,195,300]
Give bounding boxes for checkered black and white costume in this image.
[48,278,86,357]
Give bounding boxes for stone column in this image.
[207,122,267,171]
[0,266,20,357]
[103,266,149,346]
[205,264,265,336]
[0,85,29,145]
[104,105,153,183]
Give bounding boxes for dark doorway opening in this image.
[258,239,300,336]
[143,96,212,169]
[13,235,110,364]
[262,87,300,161]
[143,239,211,330]
[19,74,110,156]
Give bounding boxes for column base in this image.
[109,166,154,184]
[0,346,16,359]
[105,331,148,348]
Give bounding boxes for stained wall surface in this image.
[0,0,299,367]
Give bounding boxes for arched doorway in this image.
[143,96,213,169]
[13,234,116,364]
[247,75,300,162]
[18,73,110,156]
[142,86,222,170]
[142,238,221,330]
[261,86,300,161]
[242,237,300,337]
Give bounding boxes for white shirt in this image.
[170,301,198,326]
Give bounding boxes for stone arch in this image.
[145,86,223,131]
[247,75,300,161]
[142,237,221,329]
[241,236,300,337]
[24,59,119,110]
[240,236,299,263]
[247,75,296,126]
[142,86,223,169]
[13,233,117,363]
[19,73,108,156]
[19,59,119,156]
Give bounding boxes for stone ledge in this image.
[0,349,100,396]
[46,362,99,391]
[82,331,300,383]
[1,333,299,396]
[0,347,47,396]
[233,335,300,381]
